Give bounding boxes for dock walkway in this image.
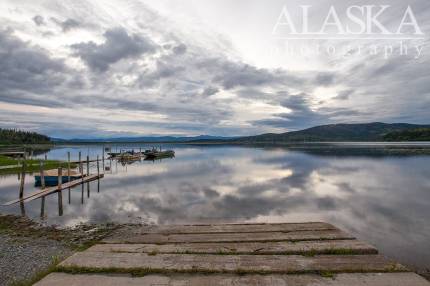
[2,173,104,206]
[36,222,430,286]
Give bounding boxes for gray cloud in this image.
[315,72,336,86]
[1,0,429,138]
[334,89,353,101]
[51,17,80,32]
[173,43,187,55]
[0,29,68,106]
[71,27,157,72]
[32,15,45,26]
[252,93,369,130]
[201,86,219,96]
[209,60,289,89]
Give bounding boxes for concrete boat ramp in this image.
[36,222,430,286]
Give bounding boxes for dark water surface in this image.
[0,144,429,272]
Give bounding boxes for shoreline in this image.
[0,214,123,286]
[0,214,429,285]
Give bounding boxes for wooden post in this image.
[39,161,45,189]
[97,155,100,193]
[78,151,82,174]
[19,159,26,198]
[81,180,84,204]
[20,201,26,216]
[58,167,63,216]
[86,155,90,198]
[97,155,100,176]
[86,155,90,176]
[58,167,62,189]
[67,152,71,204]
[67,152,71,182]
[40,196,45,219]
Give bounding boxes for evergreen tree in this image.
[0,128,51,144]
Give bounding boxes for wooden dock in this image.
[2,174,104,206]
[0,149,26,157]
[35,222,430,286]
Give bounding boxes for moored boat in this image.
[144,149,175,159]
[35,169,83,186]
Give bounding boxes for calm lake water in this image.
[0,144,429,272]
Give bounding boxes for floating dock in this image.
[35,222,429,286]
[2,173,104,206]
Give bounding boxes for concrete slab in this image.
[59,252,406,273]
[89,240,378,255]
[35,272,430,286]
[127,222,336,234]
[103,229,355,244]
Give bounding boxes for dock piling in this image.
[40,196,45,219]
[97,155,100,193]
[67,152,71,181]
[102,147,105,167]
[97,155,100,176]
[81,153,84,204]
[58,167,62,189]
[57,167,63,216]
[86,156,90,176]
[86,156,90,198]
[20,201,25,216]
[78,152,82,174]
[81,184,84,204]
[39,161,45,189]
[19,159,26,198]
[67,152,71,204]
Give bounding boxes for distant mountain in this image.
[50,123,430,144]
[52,135,235,143]
[234,123,430,143]
[383,128,430,141]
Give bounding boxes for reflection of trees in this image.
[240,144,430,157]
[31,148,52,156]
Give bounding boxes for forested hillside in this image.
[0,129,51,144]
[383,128,430,141]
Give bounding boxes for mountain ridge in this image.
[51,135,236,143]
[232,122,430,143]
[45,123,430,143]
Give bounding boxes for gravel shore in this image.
[0,234,72,286]
[0,215,119,286]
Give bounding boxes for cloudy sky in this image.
[0,0,429,138]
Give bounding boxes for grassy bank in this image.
[0,155,77,175]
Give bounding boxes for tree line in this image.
[0,128,51,144]
[383,128,430,141]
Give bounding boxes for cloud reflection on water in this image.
[0,145,429,270]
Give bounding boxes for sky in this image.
[0,0,429,139]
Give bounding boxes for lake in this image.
[0,143,429,273]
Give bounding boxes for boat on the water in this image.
[108,150,142,159]
[144,148,175,159]
[116,153,142,161]
[107,152,121,158]
[35,169,83,187]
